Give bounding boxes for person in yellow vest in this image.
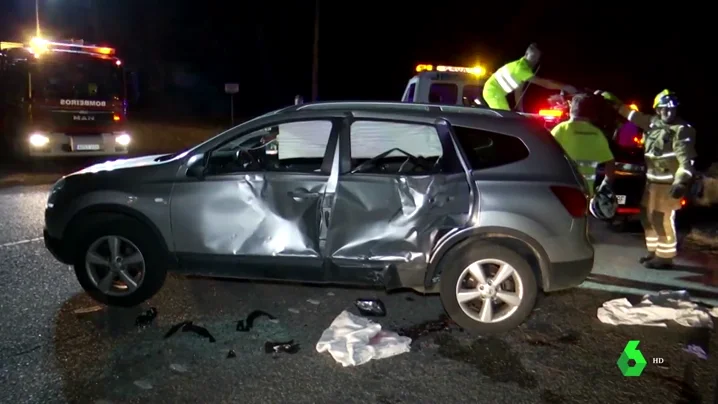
[606,90,697,268]
[550,94,616,198]
[482,43,577,110]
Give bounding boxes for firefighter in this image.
[482,43,577,111]
[551,93,616,196]
[608,90,697,268]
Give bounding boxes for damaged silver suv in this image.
[43,102,594,333]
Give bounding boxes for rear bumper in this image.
[544,256,594,292]
[43,229,72,264]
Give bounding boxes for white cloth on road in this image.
[316,310,411,367]
[597,291,715,328]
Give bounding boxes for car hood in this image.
[72,154,167,175]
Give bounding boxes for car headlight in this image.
[29,133,49,147]
[115,133,131,146]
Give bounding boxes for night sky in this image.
[0,1,712,157]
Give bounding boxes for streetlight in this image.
[35,0,41,37]
[311,0,319,102]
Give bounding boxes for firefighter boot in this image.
[639,252,656,264]
[643,256,673,269]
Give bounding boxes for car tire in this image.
[439,241,538,334]
[72,215,168,307]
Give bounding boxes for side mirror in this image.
[186,154,207,180]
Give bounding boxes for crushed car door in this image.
[324,115,473,286]
[170,118,340,282]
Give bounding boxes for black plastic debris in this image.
[227,349,237,359]
[163,321,216,343]
[354,299,387,317]
[164,321,191,339]
[264,340,300,354]
[236,310,277,332]
[135,307,158,328]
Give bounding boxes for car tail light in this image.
[680,198,687,207]
[632,136,644,147]
[539,109,563,121]
[550,186,587,218]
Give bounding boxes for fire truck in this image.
[0,38,130,158]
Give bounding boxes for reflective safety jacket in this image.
[623,109,696,185]
[551,119,614,194]
[483,57,535,97]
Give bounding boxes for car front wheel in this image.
[439,241,538,334]
[72,216,168,307]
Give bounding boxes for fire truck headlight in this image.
[115,133,131,146]
[29,133,50,147]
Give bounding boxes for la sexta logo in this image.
[60,99,107,107]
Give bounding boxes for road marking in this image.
[0,237,43,248]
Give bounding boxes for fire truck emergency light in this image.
[415,64,487,77]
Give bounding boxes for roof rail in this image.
[297,101,510,118]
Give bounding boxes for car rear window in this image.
[428,83,458,105]
[452,126,529,170]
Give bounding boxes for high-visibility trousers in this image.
[640,182,682,259]
[482,87,511,110]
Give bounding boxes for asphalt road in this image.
[1,180,718,403]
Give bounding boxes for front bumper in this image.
[28,132,130,157]
[43,229,72,264]
[544,256,595,292]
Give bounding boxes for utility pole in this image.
[311,0,319,101]
[35,0,41,37]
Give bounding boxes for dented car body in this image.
[44,101,594,332]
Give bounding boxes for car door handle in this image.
[289,189,320,200]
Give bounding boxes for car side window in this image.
[453,126,529,170]
[206,120,333,176]
[349,120,443,175]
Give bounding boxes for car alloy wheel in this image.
[85,235,146,297]
[455,258,524,323]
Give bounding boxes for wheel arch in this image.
[426,226,550,290]
[63,204,174,266]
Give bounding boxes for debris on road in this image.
[73,305,103,314]
[307,299,320,305]
[163,321,216,342]
[265,340,300,355]
[227,349,237,359]
[597,291,715,328]
[133,380,153,390]
[397,314,459,340]
[316,310,411,367]
[169,363,188,373]
[135,307,158,328]
[683,344,708,360]
[288,308,300,314]
[354,298,387,317]
[236,310,277,332]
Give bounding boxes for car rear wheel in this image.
[72,216,167,307]
[439,242,538,334]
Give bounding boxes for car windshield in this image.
[31,54,122,100]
